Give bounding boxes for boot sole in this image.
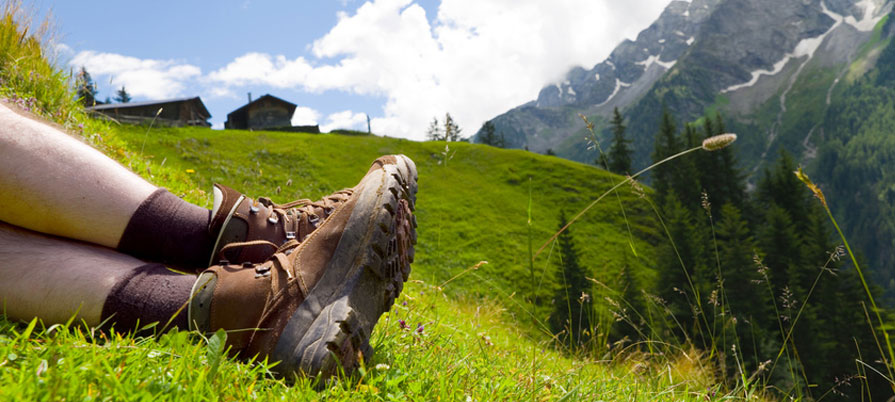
[270,155,418,380]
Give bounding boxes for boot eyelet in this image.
[268,215,279,224]
[250,205,260,214]
[285,231,296,240]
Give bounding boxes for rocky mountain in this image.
[479,0,895,299]
[483,0,892,169]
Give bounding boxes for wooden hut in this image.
[87,97,211,127]
[225,94,302,130]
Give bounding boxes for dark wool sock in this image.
[118,188,212,272]
[101,263,195,332]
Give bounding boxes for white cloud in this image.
[292,106,322,126]
[209,0,672,140]
[205,52,314,89]
[70,51,201,99]
[50,42,73,62]
[322,110,368,132]
[208,86,237,99]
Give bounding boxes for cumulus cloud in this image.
[321,110,368,132]
[292,106,322,126]
[66,0,673,138]
[70,51,201,99]
[213,0,675,139]
[206,53,313,89]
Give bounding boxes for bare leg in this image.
[0,103,157,248]
[0,221,149,326]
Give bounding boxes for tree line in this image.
[548,107,891,399]
[76,67,131,106]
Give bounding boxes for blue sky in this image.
[34,0,671,138]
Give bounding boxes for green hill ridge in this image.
[0,4,768,399]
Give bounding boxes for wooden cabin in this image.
[87,97,211,127]
[225,94,301,130]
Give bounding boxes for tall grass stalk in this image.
[578,113,639,258]
[527,176,537,400]
[753,254,803,397]
[768,250,837,374]
[534,132,736,261]
[639,188,709,348]
[795,167,895,390]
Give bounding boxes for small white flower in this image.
[375,363,390,371]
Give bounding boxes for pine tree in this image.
[656,192,704,339]
[712,113,746,214]
[444,113,462,142]
[715,203,771,370]
[616,253,647,341]
[114,86,131,103]
[75,66,97,107]
[757,150,812,234]
[426,117,443,141]
[675,123,703,209]
[608,107,632,174]
[478,121,505,147]
[549,213,593,348]
[651,107,681,207]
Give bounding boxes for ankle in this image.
[117,189,212,272]
[100,263,195,333]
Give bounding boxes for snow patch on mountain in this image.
[720,57,791,93]
[596,79,631,107]
[722,1,847,94]
[843,0,884,32]
[636,54,677,70]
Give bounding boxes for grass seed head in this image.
[794,166,827,208]
[701,133,737,151]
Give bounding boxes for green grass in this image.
[115,125,662,329]
[0,3,762,399]
[1,280,727,401]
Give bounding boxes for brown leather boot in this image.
[189,155,417,380]
[207,184,353,266]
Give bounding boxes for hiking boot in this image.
[207,184,353,266]
[189,155,418,380]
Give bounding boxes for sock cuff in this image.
[117,188,212,271]
[100,263,195,333]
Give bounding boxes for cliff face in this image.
[482,0,892,169]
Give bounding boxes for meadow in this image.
[1,2,892,400]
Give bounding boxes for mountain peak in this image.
[481,0,893,165]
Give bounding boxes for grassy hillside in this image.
[112,125,661,323]
[0,3,770,399]
[0,121,739,400]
